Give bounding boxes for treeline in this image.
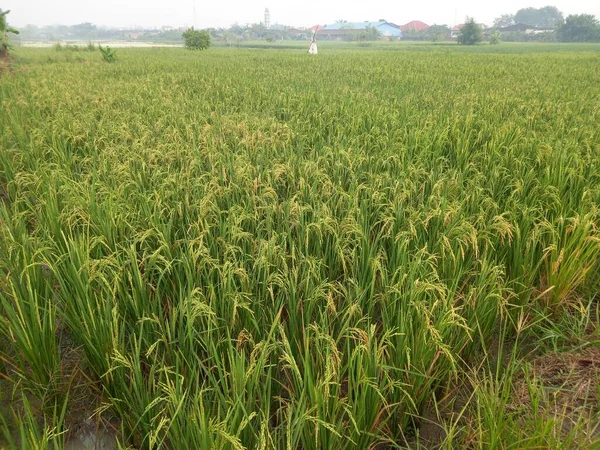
[17,23,130,41]
[12,7,600,44]
[493,6,600,42]
[14,22,307,44]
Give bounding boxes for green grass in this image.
[223,39,600,53]
[1,46,599,449]
[17,39,600,54]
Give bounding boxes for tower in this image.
[265,8,271,30]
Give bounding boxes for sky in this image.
[4,0,600,29]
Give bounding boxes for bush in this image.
[357,26,382,42]
[182,27,211,50]
[490,31,501,45]
[54,42,96,52]
[98,45,117,63]
[458,18,483,45]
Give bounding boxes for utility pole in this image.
[193,0,197,28]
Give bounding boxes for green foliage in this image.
[499,30,557,42]
[54,41,96,52]
[357,26,382,42]
[494,14,516,28]
[490,30,501,45]
[1,47,600,449]
[182,27,211,50]
[428,24,451,41]
[558,14,600,42]
[515,6,564,28]
[403,25,451,42]
[98,44,117,62]
[458,18,483,45]
[0,9,19,59]
[402,28,426,41]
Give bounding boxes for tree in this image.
[514,7,538,26]
[358,26,382,42]
[71,22,98,39]
[0,9,19,59]
[182,27,211,50]
[557,14,600,42]
[490,30,501,45]
[229,23,245,37]
[427,24,451,42]
[538,6,564,27]
[402,28,427,41]
[493,14,515,28]
[248,23,268,39]
[514,6,563,28]
[457,18,483,45]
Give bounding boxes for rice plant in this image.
[98,44,117,62]
[1,45,599,449]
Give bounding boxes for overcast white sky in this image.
[4,0,600,29]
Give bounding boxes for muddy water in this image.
[64,421,117,450]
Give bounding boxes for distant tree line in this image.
[493,6,600,42]
[16,23,157,42]
[400,25,451,42]
[494,6,564,29]
[10,6,600,45]
[14,22,311,45]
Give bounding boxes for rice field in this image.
[1,46,600,449]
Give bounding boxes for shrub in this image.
[98,45,117,62]
[182,27,211,50]
[458,18,483,45]
[490,31,501,45]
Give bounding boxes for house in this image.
[400,21,430,32]
[497,23,554,35]
[450,24,464,39]
[319,21,402,40]
[286,27,309,40]
[532,27,554,34]
[496,23,537,34]
[310,25,323,34]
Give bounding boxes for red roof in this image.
[400,20,430,32]
[451,24,465,32]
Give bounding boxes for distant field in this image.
[18,40,183,48]
[16,39,600,53]
[1,46,599,449]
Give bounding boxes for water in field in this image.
[65,428,116,450]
